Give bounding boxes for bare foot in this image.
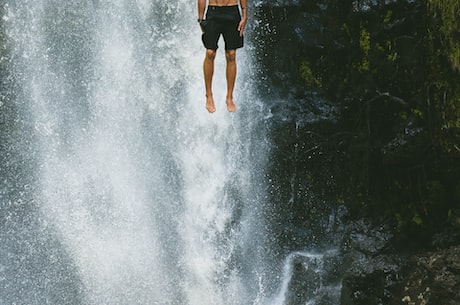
[206,95,216,113]
[226,97,236,112]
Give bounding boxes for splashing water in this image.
[1,0,274,304]
[1,1,344,304]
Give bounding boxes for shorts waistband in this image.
[207,5,239,11]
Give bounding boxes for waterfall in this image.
[1,0,274,304]
[1,0,347,304]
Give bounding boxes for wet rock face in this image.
[253,0,349,99]
[400,246,460,305]
[338,221,460,305]
[256,0,460,304]
[340,261,403,305]
[341,242,460,305]
[340,221,403,305]
[281,252,344,305]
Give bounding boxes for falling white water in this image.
[1,0,347,304]
[1,0,273,304]
[269,251,342,305]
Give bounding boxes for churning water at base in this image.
[0,1,341,304]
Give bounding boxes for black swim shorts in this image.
[201,5,243,51]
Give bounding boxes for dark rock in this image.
[340,220,403,305]
[341,224,460,305]
[341,255,404,305]
[382,127,430,166]
[399,246,460,305]
[283,251,343,305]
[257,0,460,304]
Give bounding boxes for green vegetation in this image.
[300,60,322,88]
[428,0,460,71]
[313,0,460,242]
[255,0,460,247]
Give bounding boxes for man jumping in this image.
[198,0,247,113]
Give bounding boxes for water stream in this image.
[1,1,341,304]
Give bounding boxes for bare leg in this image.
[203,49,216,113]
[225,49,237,112]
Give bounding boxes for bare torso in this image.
[208,0,239,6]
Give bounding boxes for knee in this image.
[205,49,216,61]
[225,50,236,62]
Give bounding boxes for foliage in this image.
[321,0,460,240]
[427,0,460,71]
[254,0,460,247]
[299,60,322,88]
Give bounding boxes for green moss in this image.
[358,27,371,72]
[412,213,423,225]
[383,10,393,24]
[300,60,322,88]
[265,0,460,243]
[428,0,460,71]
